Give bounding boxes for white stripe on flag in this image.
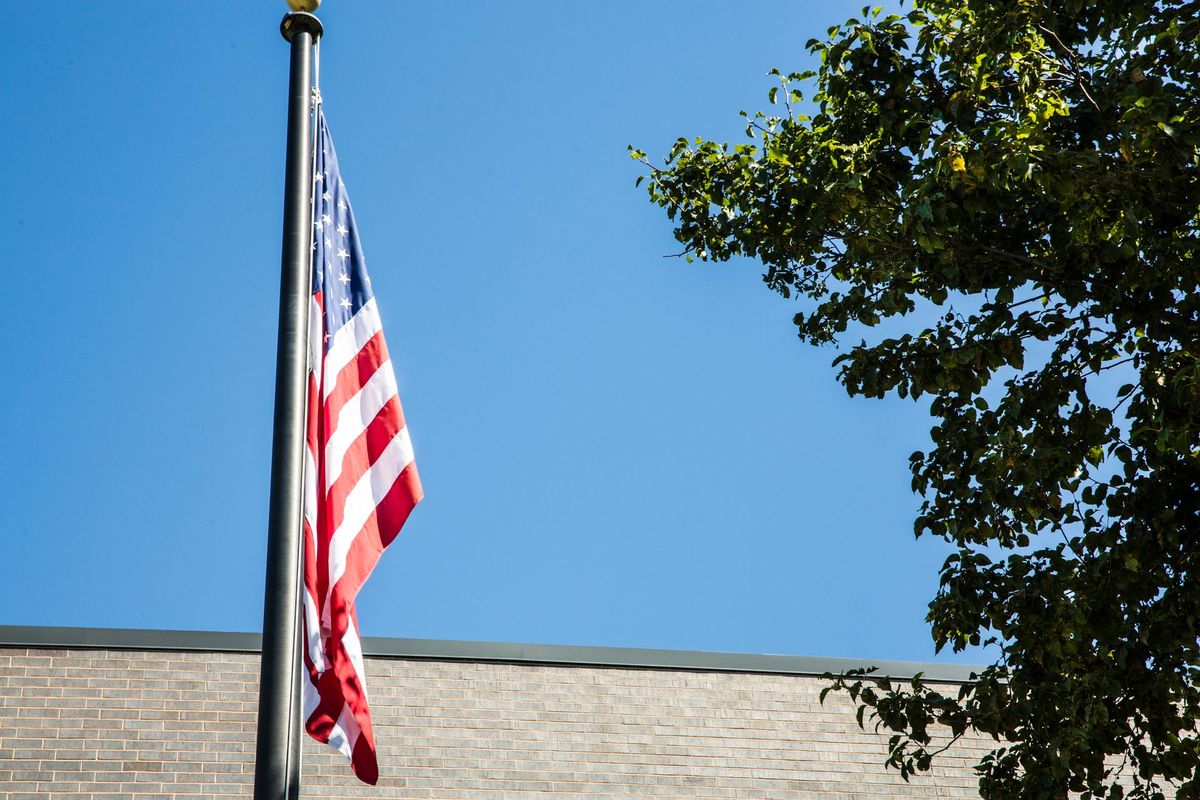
[308,297,324,386]
[301,661,321,721]
[327,704,361,761]
[323,360,399,490]
[326,427,415,590]
[323,299,383,400]
[342,621,369,704]
[302,588,326,672]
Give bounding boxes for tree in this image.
[634,2,1200,797]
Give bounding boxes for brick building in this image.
[0,625,992,799]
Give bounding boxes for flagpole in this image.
[254,6,323,800]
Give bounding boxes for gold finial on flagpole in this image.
[286,0,321,11]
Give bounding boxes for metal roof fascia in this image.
[0,625,981,682]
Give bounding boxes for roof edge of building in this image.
[0,624,981,682]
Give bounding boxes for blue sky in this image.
[2,1,977,663]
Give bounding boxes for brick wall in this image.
[0,644,996,799]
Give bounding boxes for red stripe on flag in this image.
[304,664,347,745]
[331,461,422,606]
[350,723,379,785]
[322,396,407,537]
[303,372,322,622]
[317,602,377,782]
[324,331,389,440]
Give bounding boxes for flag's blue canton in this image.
[312,108,374,349]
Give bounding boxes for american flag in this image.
[300,106,423,785]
